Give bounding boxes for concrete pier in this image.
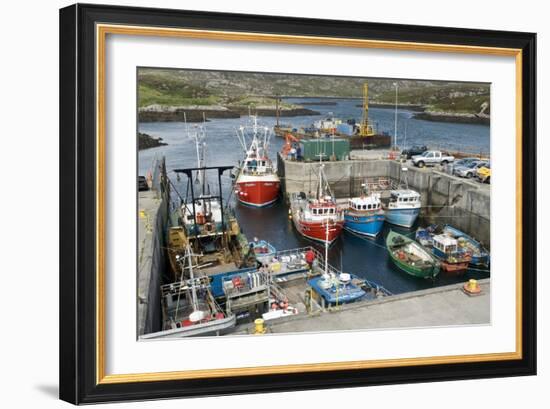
[277,152,490,246]
[235,279,490,335]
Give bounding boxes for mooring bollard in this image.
[463,279,481,296]
[254,318,266,334]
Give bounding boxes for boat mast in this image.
[186,245,199,313]
[201,113,207,199]
[317,153,324,199]
[324,219,329,277]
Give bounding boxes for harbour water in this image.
[138,98,490,294]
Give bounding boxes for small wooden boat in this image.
[431,234,472,274]
[442,225,490,267]
[249,239,276,264]
[386,230,440,279]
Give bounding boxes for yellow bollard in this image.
[463,279,481,295]
[254,318,266,335]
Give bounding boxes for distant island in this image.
[137,69,490,125]
[138,104,319,123]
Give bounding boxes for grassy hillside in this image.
[137,68,490,114]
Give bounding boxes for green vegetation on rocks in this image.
[138,69,490,124]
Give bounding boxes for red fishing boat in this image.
[289,163,344,244]
[234,115,280,207]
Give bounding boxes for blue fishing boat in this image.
[308,273,366,305]
[442,225,490,267]
[384,189,421,228]
[344,187,385,237]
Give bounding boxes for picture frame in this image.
[59,3,536,404]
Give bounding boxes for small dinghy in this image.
[249,238,277,264]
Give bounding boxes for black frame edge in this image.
[520,33,537,376]
[59,3,537,404]
[59,3,78,405]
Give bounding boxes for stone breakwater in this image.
[138,104,320,122]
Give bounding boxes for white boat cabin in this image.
[242,155,273,175]
[182,197,223,227]
[303,196,341,221]
[433,234,458,254]
[348,193,382,212]
[387,189,421,209]
[314,117,342,130]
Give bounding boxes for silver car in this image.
[453,160,488,178]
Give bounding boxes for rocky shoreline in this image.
[365,102,426,112]
[138,104,320,123]
[413,112,490,125]
[354,102,489,125]
[138,133,167,150]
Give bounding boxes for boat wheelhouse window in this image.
[367,204,372,210]
[313,209,318,215]
[329,208,334,214]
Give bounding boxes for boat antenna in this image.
[316,153,324,199]
[393,82,399,150]
[236,126,247,152]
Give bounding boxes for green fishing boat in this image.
[386,230,440,279]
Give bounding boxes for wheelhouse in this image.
[311,207,336,215]
[433,234,458,254]
[348,197,382,211]
[389,190,420,204]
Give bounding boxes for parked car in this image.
[138,175,149,191]
[401,145,428,159]
[449,157,477,175]
[453,160,489,178]
[476,164,491,183]
[411,150,455,168]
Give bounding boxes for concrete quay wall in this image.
[137,159,171,336]
[277,154,490,246]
